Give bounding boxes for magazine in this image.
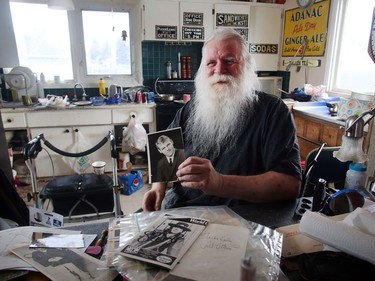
[119,214,209,270]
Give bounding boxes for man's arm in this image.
[176,157,300,203]
[142,182,167,211]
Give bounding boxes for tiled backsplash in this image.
[1,43,290,101]
[142,41,203,88]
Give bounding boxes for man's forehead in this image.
[158,139,172,146]
[204,39,240,58]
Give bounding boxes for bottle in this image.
[344,163,367,189]
[177,52,181,78]
[240,257,256,281]
[40,72,45,83]
[182,56,187,79]
[186,56,191,79]
[99,78,106,97]
[166,61,172,79]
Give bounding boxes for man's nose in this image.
[214,61,226,75]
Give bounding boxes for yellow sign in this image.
[282,0,331,57]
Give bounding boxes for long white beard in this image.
[186,70,258,159]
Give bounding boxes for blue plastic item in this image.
[119,170,143,195]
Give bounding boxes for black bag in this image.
[39,174,114,217]
[281,251,375,281]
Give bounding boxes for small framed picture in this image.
[147,128,185,183]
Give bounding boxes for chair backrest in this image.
[300,146,350,196]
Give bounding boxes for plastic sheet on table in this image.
[101,206,283,281]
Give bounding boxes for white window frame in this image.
[9,0,143,89]
[325,0,375,98]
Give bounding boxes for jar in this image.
[344,163,367,189]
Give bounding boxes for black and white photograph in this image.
[119,215,209,270]
[147,128,185,184]
[10,244,118,281]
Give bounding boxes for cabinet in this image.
[27,109,113,177]
[1,112,27,129]
[2,105,156,177]
[141,0,282,70]
[180,1,214,42]
[214,3,251,30]
[30,125,113,177]
[249,5,282,71]
[141,0,252,42]
[142,0,180,41]
[293,111,345,160]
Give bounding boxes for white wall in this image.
[0,0,19,67]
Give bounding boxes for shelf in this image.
[156,79,194,83]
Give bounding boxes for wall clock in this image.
[369,7,375,64]
[296,0,315,10]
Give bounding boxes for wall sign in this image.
[216,13,248,27]
[283,59,321,67]
[183,12,204,26]
[282,0,330,57]
[182,27,205,40]
[155,25,177,40]
[234,28,248,41]
[249,44,278,54]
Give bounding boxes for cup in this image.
[92,161,106,175]
[22,95,32,106]
[183,94,191,103]
[118,152,130,170]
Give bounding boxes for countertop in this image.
[292,101,345,126]
[2,100,344,128]
[0,101,156,113]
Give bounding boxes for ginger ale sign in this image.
[282,0,330,57]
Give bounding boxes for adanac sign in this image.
[282,0,330,57]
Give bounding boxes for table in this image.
[231,200,299,229]
[65,200,300,238]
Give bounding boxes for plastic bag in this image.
[122,116,147,155]
[62,131,92,174]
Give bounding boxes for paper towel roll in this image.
[299,211,375,265]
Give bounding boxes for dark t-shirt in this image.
[162,91,302,209]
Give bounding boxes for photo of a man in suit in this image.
[154,134,185,183]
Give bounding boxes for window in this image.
[9,0,136,88]
[82,10,131,75]
[326,0,375,96]
[10,2,73,81]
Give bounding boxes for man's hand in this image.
[142,183,166,211]
[176,156,224,195]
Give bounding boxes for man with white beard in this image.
[142,28,301,211]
